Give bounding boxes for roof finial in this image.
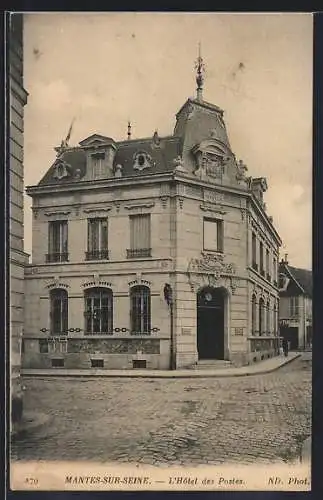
[127,121,132,140]
[195,42,205,102]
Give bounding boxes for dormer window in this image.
[91,152,105,179]
[133,151,154,172]
[53,159,71,181]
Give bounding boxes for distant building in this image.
[278,256,312,350]
[23,52,281,371]
[9,13,28,424]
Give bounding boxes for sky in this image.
[23,13,313,269]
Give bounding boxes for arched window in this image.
[251,295,257,335]
[130,285,151,334]
[50,288,68,335]
[266,300,270,335]
[84,287,113,334]
[259,297,265,336]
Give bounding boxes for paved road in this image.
[11,352,312,466]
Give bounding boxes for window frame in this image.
[86,217,109,260]
[203,217,224,253]
[47,220,68,262]
[84,287,114,335]
[50,288,68,335]
[130,285,151,335]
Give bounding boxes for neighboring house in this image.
[9,13,29,425]
[23,53,281,371]
[278,256,312,350]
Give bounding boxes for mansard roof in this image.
[113,135,182,177]
[38,148,87,186]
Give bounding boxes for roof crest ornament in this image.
[195,42,205,102]
[56,118,75,157]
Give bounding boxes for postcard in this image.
[9,11,312,492]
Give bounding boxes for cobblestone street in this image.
[11,353,312,466]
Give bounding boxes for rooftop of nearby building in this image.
[279,258,312,298]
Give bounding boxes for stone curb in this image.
[21,353,301,379]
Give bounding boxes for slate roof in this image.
[113,136,182,177]
[287,265,313,297]
[37,135,183,186]
[39,148,87,186]
[279,262,312,298]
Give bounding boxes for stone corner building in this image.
[23,55,281,371]
[9,13,28,424]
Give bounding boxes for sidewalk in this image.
[21,352,300,379]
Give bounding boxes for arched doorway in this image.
[197,286,225,360]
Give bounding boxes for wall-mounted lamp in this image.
[163,283,173,307]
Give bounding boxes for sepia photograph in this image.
[8,12,312,491]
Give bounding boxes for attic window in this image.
[91,152,105,179]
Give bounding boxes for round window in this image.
[205,292,212,302]
[138,154,145,166]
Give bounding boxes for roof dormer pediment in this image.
[79,134,116,150]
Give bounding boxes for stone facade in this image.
[23,86,281,370]
[9,13,28,424]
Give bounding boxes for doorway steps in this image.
[192,359,232,370]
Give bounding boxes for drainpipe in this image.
[164,283,176,370]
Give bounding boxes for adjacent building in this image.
[9,13,29,424]
[22,55,281,370]
[278,256,312,350]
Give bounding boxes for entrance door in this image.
[197,287,225,360]
[281,325,299,350]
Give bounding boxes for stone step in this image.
[192,360,232,370]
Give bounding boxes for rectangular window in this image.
[273,257,277,285]
[260,242,264,275]
[47,220,68,262]
[127,214,151,258]
[252,233,257,270]
[86,218,109,260]
[91,359,104,368]
[203,218,224,252]
[51,358,64,368]
[266,249,270,281]
[290,297,299,317]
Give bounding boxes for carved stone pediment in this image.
[187,253,237,293]
[192,139,233,181]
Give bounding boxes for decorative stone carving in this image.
[133,151,154,172]
[83,206,112,214]
[178,197,184,209]
[187,253,237,293]
[173,155,186,172]
[124,202,155,210]
[160,196,168,209]
[200,203,225,215]
[46,277,69,290]
[115,164,123,177]
[82,276,112,289]
[194,151,231,180]
[44,210,71,217]
[152,131,161,147]
[236,159,248,182]
[128,277,151,287]
[74,168,82,180]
